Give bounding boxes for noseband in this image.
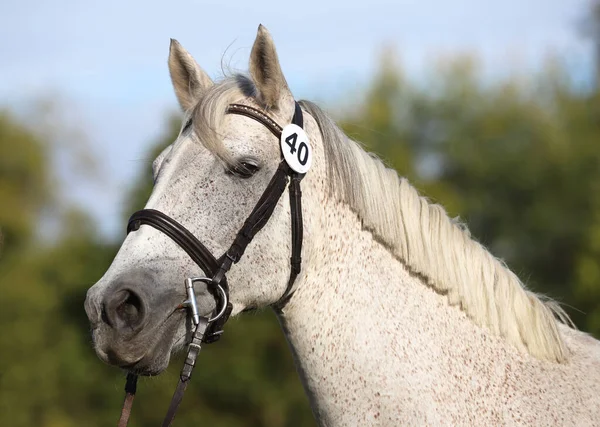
[118,102,307,427]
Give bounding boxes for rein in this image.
[117,102,307,426]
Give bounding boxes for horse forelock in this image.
[189,75,257,168]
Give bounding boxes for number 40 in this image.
[285,133,309,166]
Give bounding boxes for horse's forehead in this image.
[161,110,284,174]
[220,113,281,157]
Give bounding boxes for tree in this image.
[0,111,124,426]
[0,110,51,255]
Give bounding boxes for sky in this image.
[0,0,593,238]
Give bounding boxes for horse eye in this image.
[227,159,260,178]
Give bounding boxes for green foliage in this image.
[0,220,122,426]
[0,111,52,253]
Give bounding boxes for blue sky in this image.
[0,0,593,238]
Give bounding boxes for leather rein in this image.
[117,102,307,427]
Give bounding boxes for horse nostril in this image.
[103,289,146,332]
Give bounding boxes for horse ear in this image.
[168,39,213,111]
[249,25,294,115]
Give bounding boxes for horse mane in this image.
[192,76,572,362]
[299,99,573,363]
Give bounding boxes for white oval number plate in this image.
[280,124,312,174]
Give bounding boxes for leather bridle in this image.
[117,101,307,427]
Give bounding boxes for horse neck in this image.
[276,197,455,424]
[276,194,544,425]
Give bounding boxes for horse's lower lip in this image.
[124,358,165,376]
[119,357,144,370]
[104,348,145,369]
[120,358,159,376]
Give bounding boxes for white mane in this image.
[300,99,573,363]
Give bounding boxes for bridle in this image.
[117,101,308,427]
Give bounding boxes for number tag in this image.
[280,124,312,174]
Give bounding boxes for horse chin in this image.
[126,351,171,377]
[125,320,183,377]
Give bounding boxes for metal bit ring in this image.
[184,277,229,325]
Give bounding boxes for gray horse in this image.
[85,26,600,426]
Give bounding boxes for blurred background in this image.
[1,0,599,425]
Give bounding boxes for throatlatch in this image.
[117,102,308,426]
